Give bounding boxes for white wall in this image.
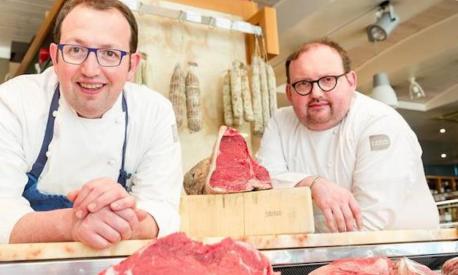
[135,1,251,172]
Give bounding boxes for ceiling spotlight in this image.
[409,77,426,99]
[441,153,447,159]
[367,1,400,42]
[439,128,446,134]
[371,73,398,107]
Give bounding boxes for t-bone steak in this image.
[396,257,436,275]
[309,256,397,275]
[205,126,272,194]
[99,232,278,275]
[442,257,458,275]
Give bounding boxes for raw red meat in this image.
[206,126,272,194]
[99,232,278,275]
[442,257,458,275]
[309,256,397,275]
[396,257,436,275]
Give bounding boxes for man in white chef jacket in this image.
[257,39,439,233]
[0,0,182,249]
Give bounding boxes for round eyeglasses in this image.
[290,73,348,96]
[57,44,130,67]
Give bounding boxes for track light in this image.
[409,77,426,99]
[371,73,398,107]
[367,1,400,42]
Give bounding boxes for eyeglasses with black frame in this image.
[57,44,130,67]
[290,72,348,96]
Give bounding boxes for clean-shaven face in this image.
[50,5,139,118]
[287,44,357,131]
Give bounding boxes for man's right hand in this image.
[71,206,140,249]
[68,178,138,219]
[296,176,362,232]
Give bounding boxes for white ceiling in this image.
[0,0,456,166]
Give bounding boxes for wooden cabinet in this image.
[426,175,458,228]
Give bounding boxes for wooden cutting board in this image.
[1,229,456,262]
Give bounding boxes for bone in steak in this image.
[309,256,397,275]
[99,232,278,275]
[205,126,272,194]
[442,257,458,275]
[396,257,436,275]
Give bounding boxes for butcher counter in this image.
[0,229,457,274]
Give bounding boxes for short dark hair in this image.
[285,38,351,83]
[53,0,138,52]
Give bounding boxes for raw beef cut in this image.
[206,126,271,194]
[99,232,278,275]
[396,257,436,275]
[183,126,272,194]
[309,256,397,275]
[442,257,458,275]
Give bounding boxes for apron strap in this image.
[27,87,130,188]
[117,93,131,188]
[29,86,60,179]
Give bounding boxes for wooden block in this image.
[179,187,314,238]
[244,187,314,236]
[180,192,245,238]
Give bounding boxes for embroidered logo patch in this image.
[369,134,390,151]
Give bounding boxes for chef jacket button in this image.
[115,118,122,124]
[52,111,58,117]
[108,159,116,166]
[46,151,51,157]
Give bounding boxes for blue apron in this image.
[22,86,130,211]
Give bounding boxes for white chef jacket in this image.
[0,68,183,243]
[257,92,439,232]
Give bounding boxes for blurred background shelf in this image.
[427,175,458,227]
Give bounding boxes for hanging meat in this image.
[250,55,264,135]
[185,62,202,132]
[240,63,254,122]
[169,63,186,128]
[259,58,270,130]
[266,63,277,116]
[230,60,243,126]
[222,71,234,126]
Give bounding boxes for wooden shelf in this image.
[428,175,458,225]
[14,0,65,77]
[427,175,457,193]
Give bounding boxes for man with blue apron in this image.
[22,87,130,211]
[0,0,182,249]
